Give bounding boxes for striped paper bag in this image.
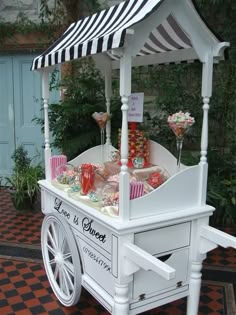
[50,155,67,180]
[130,181,144,200]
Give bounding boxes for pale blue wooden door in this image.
[0,54,60,180]
[0,57,15,179]
[13,55,44,165]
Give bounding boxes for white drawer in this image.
[133,248,189,299]
[134,222,191,254]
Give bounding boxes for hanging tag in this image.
[128,92,144,122]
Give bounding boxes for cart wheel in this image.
[41,213,82,306]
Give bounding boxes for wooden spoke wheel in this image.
[41,214,82,306]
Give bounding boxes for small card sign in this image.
[128,92,144,122]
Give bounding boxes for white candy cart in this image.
[32,0,236,314]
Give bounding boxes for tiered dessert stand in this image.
[32,0,236,314]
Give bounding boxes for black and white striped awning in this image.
[108,13,192,61]
[31,0,224,71]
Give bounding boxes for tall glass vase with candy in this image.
[167,111,195,172]
[92,112,109,164]
[80,163,95,195]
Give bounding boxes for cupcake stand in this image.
[32,1,236,314]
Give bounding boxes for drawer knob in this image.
[139,294,145,301]
[177,281,182,288]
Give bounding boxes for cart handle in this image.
[124,243,175,280]
[200,225,236,254]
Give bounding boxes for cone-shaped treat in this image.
[167,111,195,172]
[92,112,109,130]
[92,112,110,163]
[167,111,195,139]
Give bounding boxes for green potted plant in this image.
[5,145,44,211]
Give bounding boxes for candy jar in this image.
[92,112,110,163]
[167,111,195,172]
[80,164,95,195]
[56,164,77,185]
[148,172,164,188]
[88,180,106,203]
[102,181,119,207]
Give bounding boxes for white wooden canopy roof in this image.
[31,0,229,71]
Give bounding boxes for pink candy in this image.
[167,111,195,128]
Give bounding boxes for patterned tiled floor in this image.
[0,257,232,315]
[0,258,108,315]
[0,188,235,315]
[0,189,43,246]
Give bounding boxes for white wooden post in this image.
[199,55,213,205]
[105,71,112,147]
[41,69,51,180]
[187,217,209,315]
[187,261,203,315]
[113,283,129,315]
[119,53,132,221]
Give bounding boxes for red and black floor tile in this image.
[0,257,232,315]
[0,189,43,246]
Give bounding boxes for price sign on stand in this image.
[128,93,144,122]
